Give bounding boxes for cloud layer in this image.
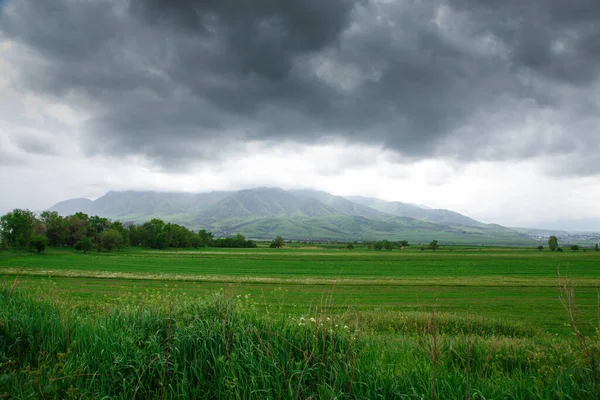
[2,0,600,173]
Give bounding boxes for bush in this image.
[29,234,47,253]
[74,236,94,254]
[270,236,285,248]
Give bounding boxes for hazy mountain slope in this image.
[47,187,538,244]
[290,189,386,218]
[347,196,424,215]
[203,214,536,245]
[49,198,95,216]
[346,196,484,227]
[93,191,231,219]
[194,188,339,224]
[50,191,232,222]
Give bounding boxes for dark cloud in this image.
[1,0,599,174]
[11,134,57,156]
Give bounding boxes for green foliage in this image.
[2,285,600,399]
[197,229,214,247]
[548,235,559,252]
[99,228,122,252]
[557,247,563,252]
[430,239,439,251]
[29,234,48,254]
[213,233,256,248]
[0,209,37,249]
[189,235,201,248]
[346,243,354,250]
[39,211,67,247]
[570,245,580,251]
[269,236,285,248]
[595,243,599,252]
[537,245,544,251]
[67,212,90,246]
[74,236,94,254]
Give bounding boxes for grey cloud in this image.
[0,150,25,166]
[11,134,58,156]
[1,0,599,174]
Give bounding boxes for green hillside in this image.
[48,187,537,244]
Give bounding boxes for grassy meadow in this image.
[2,245,600,398]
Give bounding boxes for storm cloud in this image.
[1,0,599,173]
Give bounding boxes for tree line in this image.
[0,209,257,253]
[363,239,411,250]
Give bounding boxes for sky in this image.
[0,0,599,229]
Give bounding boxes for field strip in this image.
[3,267,600,287]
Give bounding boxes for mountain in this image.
[49,190,232,222]
[49,198,95,216]
[289,189,386,218]
[93,190,232,220]
[346,196,484,227]
[48,188,538,245]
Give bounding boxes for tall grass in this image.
[1,284,599,399]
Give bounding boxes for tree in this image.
[537,245,544,251]
[0,209,37,249]
[75,236,94,254]
[232,233,247,248]
[40,211,67,247]
[188,235,199,248]
[373,241,383,251]
[29,234,48,254]
[346,243,354,250]
[270,236,285,249]
[198,229,214,247]
[67,213,90,246]
[429,240,439,251]
[595,243,599,252]
[141,219,167,249]
[570,245,580,251]
[89,215,111,241]
[548,235,559,252]
[99,229,122,252]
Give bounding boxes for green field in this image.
[2,246,599,334]
[3,246,600,398]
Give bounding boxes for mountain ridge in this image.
[48,188,537,245]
